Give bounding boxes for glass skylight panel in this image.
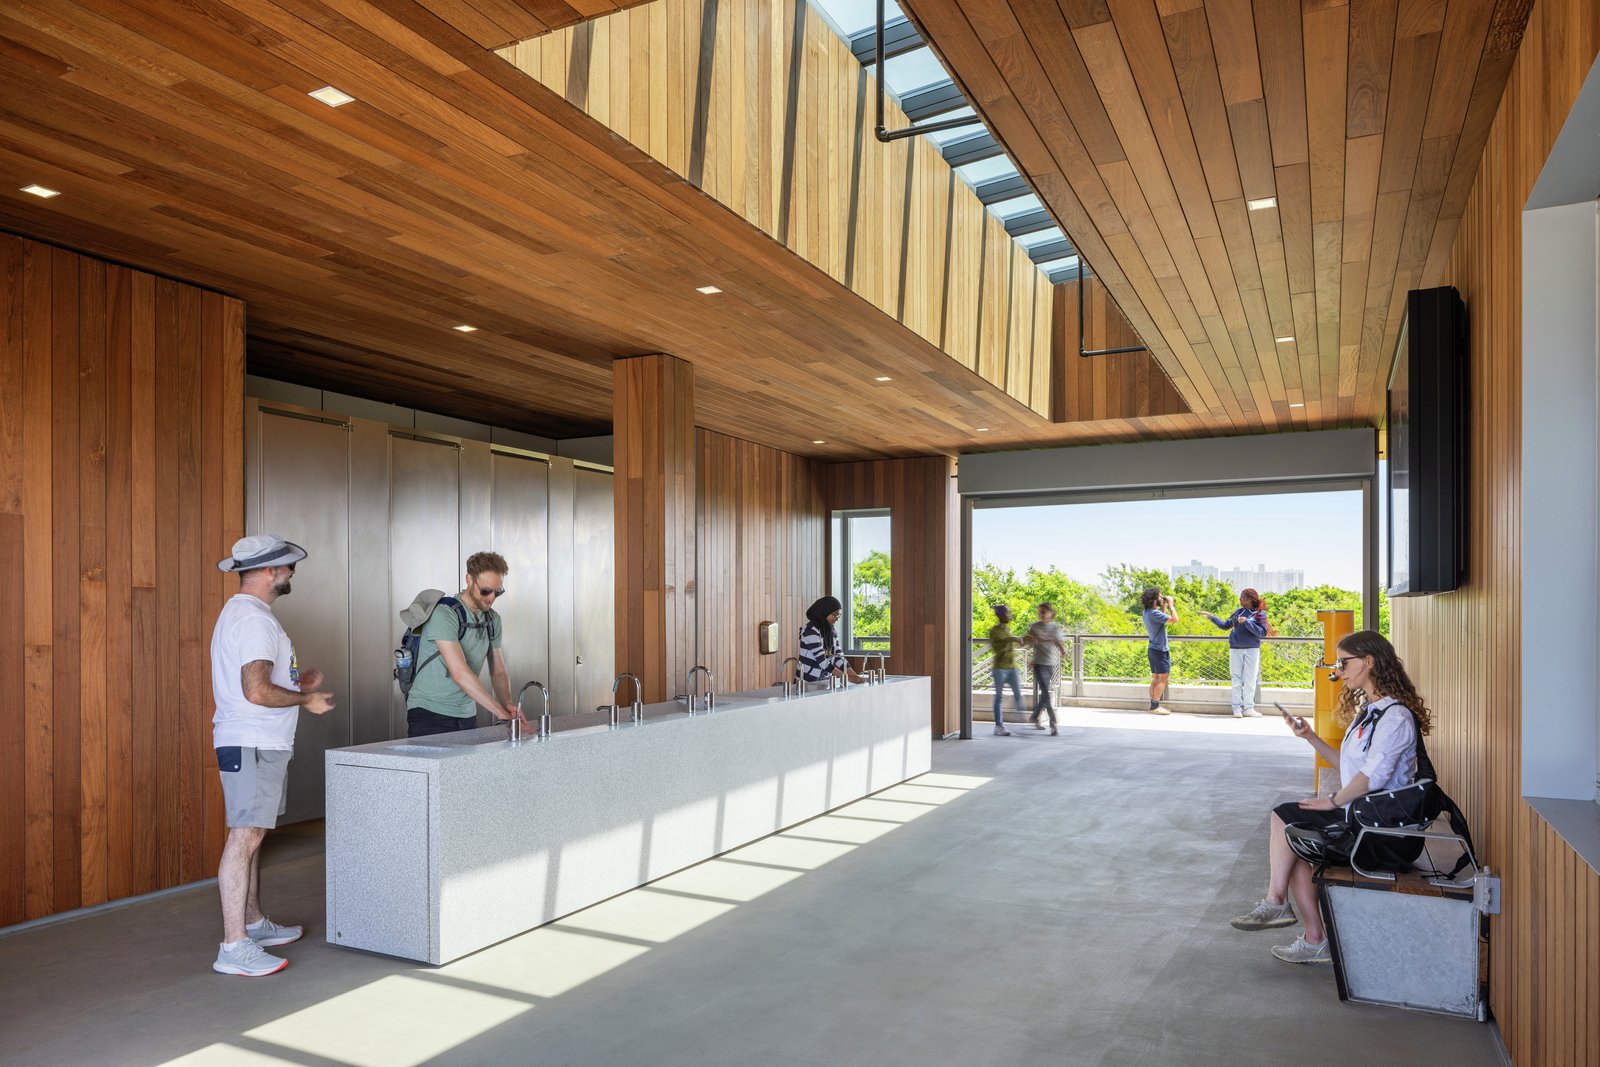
[1038,255,1081,274]
[988,194,1042,219]
[955,156,1015,186]
[1016,227,1064,248]
[923,108,979,145]
[811,0,902,37]
[881,47,950,99]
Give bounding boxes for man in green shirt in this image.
[988,605,1020,736]
[405,551,521,737]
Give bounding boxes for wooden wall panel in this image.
[1052,279,1189,425]
[827,457,959,737]
[694,430,828,694]
[1389,0,1600,1062]
[0,234,242,925]
[613,354,698,705]
[499,0,1055,418]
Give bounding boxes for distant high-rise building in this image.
[1171,559,1304,595]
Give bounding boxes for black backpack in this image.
[1283,708,1478,879]
[394,595,500,697]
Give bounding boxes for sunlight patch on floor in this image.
[555,887,735,943]
[782,814,901,845]
[870,783,968,806]
[724,834,858,871]
[440,925,649,998]
[160,1045,300,1066]
[242,974,529,1067]
[831,798,935,823]
[910,772,993,790]
[649,858,806,902]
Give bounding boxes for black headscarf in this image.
[805,596,843,650]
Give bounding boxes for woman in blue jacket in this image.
[1204,588,1269,717]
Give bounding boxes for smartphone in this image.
[1273,702,1306,730]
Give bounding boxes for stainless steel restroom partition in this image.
[245,399,614,823]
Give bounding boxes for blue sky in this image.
[971,490,1367,590]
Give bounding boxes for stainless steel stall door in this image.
[254,412,352,825]
[573,468,615,715]
[490,453,551,714]
[389,436,462,731]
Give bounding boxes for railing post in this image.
[1072,634,1084,698]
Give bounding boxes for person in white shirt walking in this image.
[209,534,335,977]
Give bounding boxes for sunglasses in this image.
[477,586,506,599]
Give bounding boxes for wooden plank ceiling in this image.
[413,0,658,49]
[899,0,1532,432]
[0,0,1218,459]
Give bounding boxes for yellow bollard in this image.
[1313,609,1355,792]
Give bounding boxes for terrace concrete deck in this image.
[0,712,1500,1066]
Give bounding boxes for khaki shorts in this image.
[216,746,292,829]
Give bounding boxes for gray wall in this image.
[1520,200,1599,803]
[245,398,615,822]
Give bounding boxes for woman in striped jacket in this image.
[798,596,865,688]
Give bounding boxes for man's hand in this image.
[1297,796,1337,811]
[298,667,324,692]
[492,702,523,721]
[303,691,336,715]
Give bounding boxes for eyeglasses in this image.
[1334,656,1361,668]
[477,586,506,599]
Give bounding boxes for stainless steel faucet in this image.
[612,672,644,727]
[518,680,551,741]
[869,651,889,684]
[686,665,715,714]
[779,656,800,699]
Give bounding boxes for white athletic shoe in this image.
[1242,708,1263,718]
[1271,934,1332,965]
[247,916,303,947]
[993,725,1011,736]
[213,938,287,977]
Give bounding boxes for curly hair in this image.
[1140,587,1162,610]
[1333,629,1432,734]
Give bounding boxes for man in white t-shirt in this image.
[208,534,334,977]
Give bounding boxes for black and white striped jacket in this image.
[798,622,846,682]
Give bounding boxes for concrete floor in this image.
[0,712,1503,1067]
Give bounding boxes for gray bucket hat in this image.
[216,534,308,573]
[399,589,449,629]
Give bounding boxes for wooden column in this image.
[827,457,960,737]
[613,354,697,704]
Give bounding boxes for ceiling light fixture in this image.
[975,427,990,432]
[1247,197,1278,211]
[696,285,722,295]
[21,184,60,198]
[1290,402,1305,408]
[874,376,892,382]
[812,439,826,445]
[1274,336,1295,343]
[452,324,478,332]
[309,86,356,107]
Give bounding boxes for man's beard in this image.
[273,579,292,597]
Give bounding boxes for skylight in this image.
[808,0,1081,284]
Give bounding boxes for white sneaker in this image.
[1149,705,1171,716]
[1232,709,1244,718]
[214,938,288,977]
[1271,934,1332,965]
[247,916,303,947]
[993,725,1011,736]
[1242,708,1263,718]
[1230,899,1297,930]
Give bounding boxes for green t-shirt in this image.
[407,601,503,719]
[988,624,1019,670]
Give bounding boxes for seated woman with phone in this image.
[1227,630,1431,965]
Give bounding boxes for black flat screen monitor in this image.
[1387,286,1467,596]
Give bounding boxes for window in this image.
[831,510,890,652]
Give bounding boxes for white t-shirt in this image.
[1339,696,1419,795]
[210,593,300,751]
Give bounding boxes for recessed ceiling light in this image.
[1275,336,1295,343]
[1289,402,1305,408]
[874,376,892,382]
[975,427,990,432]
[812,439,826,445]
[21,184,60,198]
[1247,197,1278,211]
[696,285,722,295]
[452,324,478,332]
[309,86,355,107]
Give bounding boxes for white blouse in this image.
[1338,696,1420,795]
